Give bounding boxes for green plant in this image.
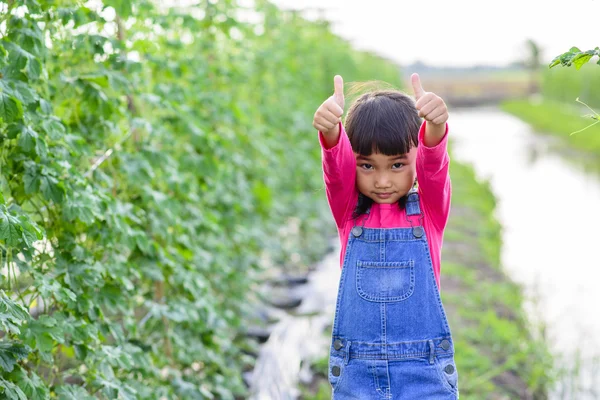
[0,1,404,398]
[550,47,600,70]
[547,46,600,135]
[570,98,599,135]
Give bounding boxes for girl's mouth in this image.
[375,192,393,199]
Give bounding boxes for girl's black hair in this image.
[345,89,422,219]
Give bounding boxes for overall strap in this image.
[405,190,421,216]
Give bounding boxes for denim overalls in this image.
[328,191,459,399]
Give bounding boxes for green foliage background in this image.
[542,63,600,108]
[0,0,403,398]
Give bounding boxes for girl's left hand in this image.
[411,73,448,126]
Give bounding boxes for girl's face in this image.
[355,147,417,204]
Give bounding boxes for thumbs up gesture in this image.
[411,73,448,126]
[313,75,345,137]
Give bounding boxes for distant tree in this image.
[525,39,542,68]
[525,38,542,93]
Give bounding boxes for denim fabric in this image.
[328,192,459,399]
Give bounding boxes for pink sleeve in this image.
[319,122,357,228]
[416,121,451,232]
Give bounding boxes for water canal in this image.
[451,107,600,399]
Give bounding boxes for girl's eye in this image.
[392,163,404,169]
[360,163,373,170]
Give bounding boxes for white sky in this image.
[271,0,599,67]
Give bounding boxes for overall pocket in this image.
[434,356,459,396]
[328,353,345,392]
[356,260,415,302]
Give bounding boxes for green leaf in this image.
[23,315,65,363]
[23,166,40,194]
[35,138,48,158]
[17,125,38,153]
[573,52,594,70]
[39,98,52,114]
[550,46,600,69]
[41,117,66,140]
[7,81,38,105]
[56,385,95,400]
[39,175,65,203]
[101,345,134,369]
[10,25,45,56]
[0,43,7,68]
[6,123,22,139]
[14,368,49,400]
[34,333,53,358]
[0,378,28,400]
[2,41,42,81]
[0,341,30,372]
[548,59,560,68]
[0,92,23,123]
[108,0,134,18]
[0,208,22,247]
[73,343,88,360]
[63,194,96,224]
[0,291,29,336]
[18,216,43,247]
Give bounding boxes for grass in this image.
[298,158,555,399]
[501,98,600,155]
[440,159,554,399]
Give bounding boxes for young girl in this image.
[312,74,459,399]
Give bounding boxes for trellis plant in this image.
[0,0,404,399]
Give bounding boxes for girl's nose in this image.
[375,173,392,188]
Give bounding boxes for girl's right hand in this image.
[312,75,345,138]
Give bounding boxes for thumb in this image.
[333,75,345,110]
[411,73,425,100]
